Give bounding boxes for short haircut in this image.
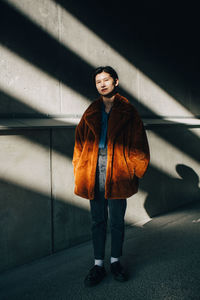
[93,66,118,84]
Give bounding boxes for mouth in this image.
[101,88,108,92]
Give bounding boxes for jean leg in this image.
[108,199,127,258]
[90,195,107,259]
[89,148,108,259]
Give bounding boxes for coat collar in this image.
[84,93,133,140]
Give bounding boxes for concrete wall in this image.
[0,0,200,272]
[0,125,199,273]
[1,0,200,119]
[0,130,52,272]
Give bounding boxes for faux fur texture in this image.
[72,93,150,200]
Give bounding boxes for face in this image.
[95,72,119,97]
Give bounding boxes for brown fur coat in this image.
[72,93,150,200]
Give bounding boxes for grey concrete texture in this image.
[0,130,52,272]
[51,128,92,252]
[0,0,200,119]
[0,0,200,279]
[0,201,200,300]
[143,127,200,217]
[0,126,200,273]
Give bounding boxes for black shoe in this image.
[84,265,106,287]
[110,261,128,282]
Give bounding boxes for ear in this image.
[115,79,119,87]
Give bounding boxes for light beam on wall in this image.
[4,0,197,120]
[1,131,199,227]
[0,134,151,225]
[148,131,200,179]
[1,0,200,196]
[0,45,90,116]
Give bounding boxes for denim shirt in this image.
[99,103,111,149]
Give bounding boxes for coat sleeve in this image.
[129,110,150,178]
[72,116,85,176]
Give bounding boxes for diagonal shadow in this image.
[0,1,96,101]
[56,0,200,117]
[0,1,200,166]
[0,89,53,117]
[1,0,200,275]
[0,177,91,272]
[1,1,199,119]
[141,163,200,217]
[0,0,200,217]
[0,125,199,273]
[1,88,200,165]
[0,158,199,270]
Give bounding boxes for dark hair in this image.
[92,66,118,84]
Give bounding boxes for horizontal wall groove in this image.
[0,117,200,131]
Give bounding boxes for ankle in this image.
[110,257,119,264]
[94,259,104,267]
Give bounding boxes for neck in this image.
[102,93,116,114]
[102,91,117,105]
[102,95,115,104]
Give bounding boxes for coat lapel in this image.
[84,93,133,140]
[84,98,102,138]
[107,94,132,142]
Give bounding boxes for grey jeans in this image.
[90,148,127,259]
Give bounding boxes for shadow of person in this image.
[143,164,200,217]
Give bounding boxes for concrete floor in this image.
[0,201,200,300]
